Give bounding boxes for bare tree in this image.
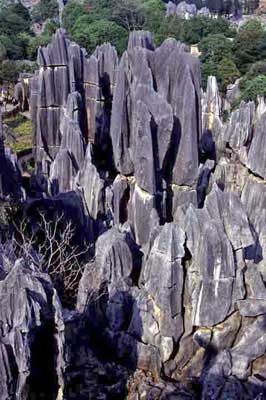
[12,211,90,305]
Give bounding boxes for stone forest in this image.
[1,25,266,400]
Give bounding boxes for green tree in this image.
[217,57,240,91]
[199,34,234,90]
[0,35,26,60]
[31,0,59,23]
[240,75,266,102]
[62,1,85,34]
[110,0,146,31]
[180,16,234,45]
[153,15,183,45]
[27,35,51,60]
[199,34,233,64]
[242,60,266,85]
[71,18,128,55]
[0,3,31,36]
[0,42,6,62]
[201,60,218,89]
[232,19,266,74]
[0,60,20,83]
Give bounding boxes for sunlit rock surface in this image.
[0,30,266,399]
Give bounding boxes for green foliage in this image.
[0,42,6,62]
[62,0,130,54]
[217,57,240,92]
[240,60,266,89]
[0,60,36,84]
[62,0,234,55]
[199,34,236,90]
[62,1,85,34]
[181,16,235,45]
[201,60,218,89]
[0,1,32,63]
[72,18,128,55]
[43,20,59,37]
[110,0,146,31]
[31,0,59,23]
[199,34,233,63]
[0,35,24,60]
[0,2,31,36]
[233,19,266,74]
[4,115,32,153]
[0,60,21,83]
[152,15,183,45]
[240,75,266,103]
[26,19,58,61]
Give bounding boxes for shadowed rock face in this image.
[31,29,118,178]
[2,31,266,399]
[0,111,22,200]
[0,253,64,400]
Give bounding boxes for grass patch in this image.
[3,114,32,153]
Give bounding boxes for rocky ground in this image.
[0,29,266,399]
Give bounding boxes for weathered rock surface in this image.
[0,255,64,400]
[2,28,266,400]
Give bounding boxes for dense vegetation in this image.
[0,0,58,83]
[0,0,266,102]
[61,0,266,97]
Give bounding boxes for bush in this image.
[62,0,85,34]
[233,19,266,74]
[0,60,36,84]
[27,35,52,60]
[181,16,235,45]
[199,34,237,90]
[0,3,31,36]
[217,57,240,92]
[199,34,233,63]
[240,75,266,103]
[31,0,59,23]
[0,42,6,62]
[240,60,266,89]
[71,17,128,55]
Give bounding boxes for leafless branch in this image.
[12,211,92,306]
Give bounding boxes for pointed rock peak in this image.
[66,91,82,117]
[128,31,155,51]
[94,42,118,59]
[37,28,69,67]
[204,182,224,218]
[154,223,185,261]
[206,76,221,109]
[84,143,93,165]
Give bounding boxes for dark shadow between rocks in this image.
[28,320,59,400]
[71,289,142,399]
[197,343,266,400]
[163,116,181,222]
[244,223,263,264]
[199,129,216,164]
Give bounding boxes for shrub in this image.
[31,0,59,23]
[240,75,266,103]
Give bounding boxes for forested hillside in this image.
[1,0,266,102]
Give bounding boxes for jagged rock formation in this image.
[31,29,118,206]
[1,30,266,400]
[0,246,64,400]
[166,1,211,18]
